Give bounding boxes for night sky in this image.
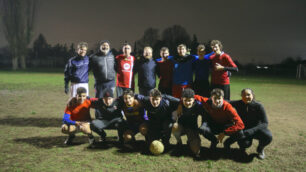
[0,0,305,64]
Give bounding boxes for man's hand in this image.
[217,132,225,143]
[172,122,179,132]
[75,121,81,126]
[215,63,224,71]
[64,83,69,94]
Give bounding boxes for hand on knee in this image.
[123,130,134,142]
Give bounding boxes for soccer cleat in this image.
[99,136,106,142]
[64,134,75,145]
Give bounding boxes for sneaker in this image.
[223,141,231,151]
[64,135,75,145]
[99,136,106,142]
[257,148,265,159]
[88,135,96,147]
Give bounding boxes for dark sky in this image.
[0,0,305,64]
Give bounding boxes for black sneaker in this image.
[210,141,217,150]
[64,134,75,145]
[99,136,106,142]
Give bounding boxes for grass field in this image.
[0,70,305,171]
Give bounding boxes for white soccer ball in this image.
[149,140,164,155]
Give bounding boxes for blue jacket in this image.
[135,58,157,89]
[194,52,214,81]
[169,55,197,85]
[64,55,89,83]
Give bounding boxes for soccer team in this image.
[62,40,272,159]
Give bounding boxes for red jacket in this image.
[210,52,237,85]
[194,95,244,135]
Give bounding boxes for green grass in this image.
[0,70,306,171]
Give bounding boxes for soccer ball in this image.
[149,140,164,155]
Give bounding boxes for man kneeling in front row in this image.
[61,87,94,145]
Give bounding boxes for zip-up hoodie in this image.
[90,51,116,84]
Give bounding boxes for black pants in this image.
[90,117,123,140]
[146,120,173,145]
[225,128,272,150]
[211,84,230,101]
[199,122,232,144]
[193,80,210,97]
[139,87,154,96]
[158,86,172,95]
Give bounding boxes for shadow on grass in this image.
[0,117,61,128]
[170,145,256,163]
[14,136,89,149]
[88,139,150,155]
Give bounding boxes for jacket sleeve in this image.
[224,104,245,135]
[64,60,71,84]
[62,113,76,125]
[244,103,268,136]
[163,94,180,111]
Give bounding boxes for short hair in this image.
[76,87,87,95]
[160,47,169,52]
[177,44,187,49]
[197,44,205,51]
[241,88,256,100]
[149,88,162,97]
[182,88,195,99]
[77,42,88,49]
[144,46,153,52]
[99,40,110,46]
[210,88,224,98]
[123,43,132,49]
[123,89,134,97]
[210,40,223,51]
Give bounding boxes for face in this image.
[76,93,87,104]
[103,97,114,106]
[197,47,205,56]
[211,44,221,54]
[123,45,132,56]
[77,46,88,57]
[100,42,110,54]
[123,94,134,107]
[182,97,195,109]
[150,96,161,108]
[143,48,153,59]
[177,46,187,56]
[160,50,169,58]
[211,95,223,108]
[242,89,254,104]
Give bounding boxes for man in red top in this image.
[194,88,245,149]
[210,40,238,100]
[61,87,94,145]
[115,43,135,97]
[156,47,174,95]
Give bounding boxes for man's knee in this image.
[238,139,252,149]
[139,123,148,136]
[80,123,92,134]
[61,124,77,134]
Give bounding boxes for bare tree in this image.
[0,0,38,70]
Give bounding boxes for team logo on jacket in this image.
[123,63,131,70]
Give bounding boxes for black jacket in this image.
[92,99,122,120]
[135,58,157,88]
[90,51,116,84]
[230,100,268,136]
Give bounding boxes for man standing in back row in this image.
[210,40,238,100]
[64,42,90,97]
